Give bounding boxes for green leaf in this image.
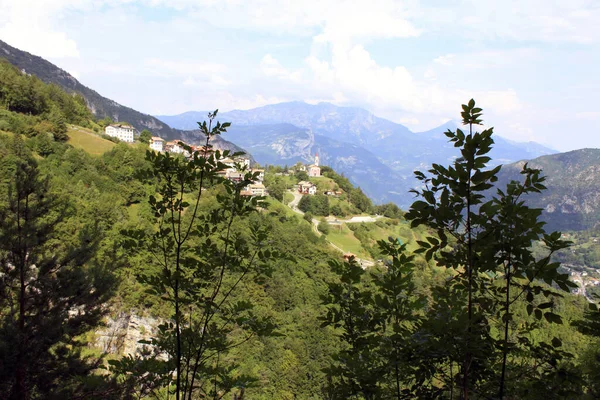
[551,337,562,348]
[544,312,563,324]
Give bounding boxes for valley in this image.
[1,37,600,400]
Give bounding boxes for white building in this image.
[251,169,264,182]
[105,124,135,143]
[150,137,164,152]
[247,183,267,196]
[298,181,317,195]
[165,141,183,154]
[308,152,321,177]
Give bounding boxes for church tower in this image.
[308,152,321,177]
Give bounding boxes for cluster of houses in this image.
[297,153,343,196]
[104,124,328,201]
[294,153,321,178]
[148,136,266,196]
[148,136,193,156]
[220,157,266,196]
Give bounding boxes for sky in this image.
[0,0,599,151]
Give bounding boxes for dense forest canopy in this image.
[0,61,599,399]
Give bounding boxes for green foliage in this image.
[266,178,286,202]
[295,169,309,181]
[321,241,425,399]
[322,166,373,213]
[304,211,314,223]
[110,111,281,399]
[0,134,115,398]
[318,219,330,235]
[373,203,403,219]
[298,193,330,216]
[406,99,578,399]
[2,81,600,399]
[138,129,152,144]
[0,60,91,128]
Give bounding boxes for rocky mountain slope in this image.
[496,148,600,231]
[0,39,177,138]
[0,39,250,157]
[223,123,408,204]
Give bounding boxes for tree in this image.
[321,241,425,399]
[320,256,385,399]
[405,99,576,399]
[0,134,114,399]
[267,179,285,202]
[318,219,330,235]
[138,129,152,144]
[575,297,600,397]
[112,111,279,400]
[295,170,309,182]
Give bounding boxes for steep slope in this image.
[496,148,600,231]
[0,39,178,139]
[0,39,250,157]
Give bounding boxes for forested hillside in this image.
[1,63,600,399]
[497,149,600,231]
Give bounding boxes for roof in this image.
[151,136,164,141]
[108,124,134,129]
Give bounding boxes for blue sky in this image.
[1,0,599,151]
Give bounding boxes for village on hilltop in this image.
[104,124,336,199]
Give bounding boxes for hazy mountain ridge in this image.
[497,148,600,231]
[222,123,408,203]
[158,103,556,205]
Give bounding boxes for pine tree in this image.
[0,134,114,399]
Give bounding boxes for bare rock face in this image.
[95,312,160,356]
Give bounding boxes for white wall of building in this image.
[105,125,135,143]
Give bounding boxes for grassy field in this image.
[284,192,294,205]
[327,223,371,258]
[309,176,337,191]
[325,218,434,260]
[67,126,116,155]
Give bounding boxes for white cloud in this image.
[434,54,455,66]
[260,54,302,81]
[1,0,597,151]
[144,58,224,76]
[419,0,600,44]
[0,0,80,58]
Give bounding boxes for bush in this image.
[304,212,314,223]
[318,220,330,235]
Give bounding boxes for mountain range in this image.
[496,148,600,231]
[3,39,579,213]
[157,102,556,205]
